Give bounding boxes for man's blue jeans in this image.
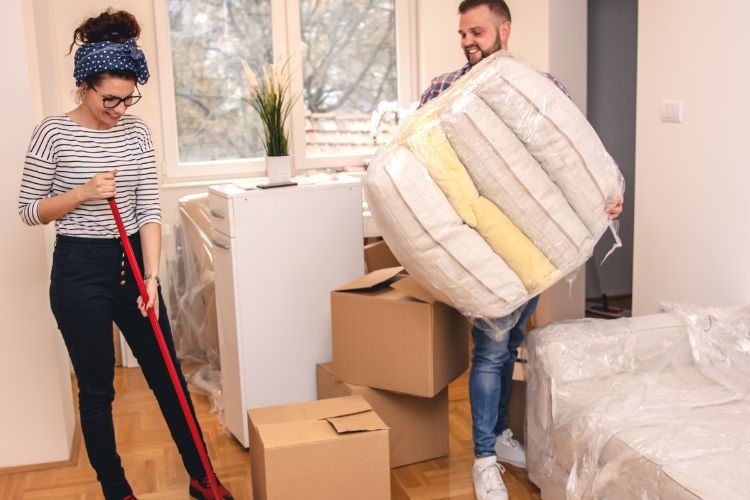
[469,296,539,457]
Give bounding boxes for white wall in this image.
[548,0,587,112]
[0,0,75,468]
[632,1,750,314]
[415,0,466,92]
[506,0,549,62]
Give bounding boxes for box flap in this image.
[249,395,372,428]
[259,420,342,448]
[326,410,389,434]
[318,362,335,379]
[301,394,372,420]
[249,404,307,428]
[390,276,437,304]
[253,396,387,448]
[316,363,355,400]
[364,240,401,272]
[335,267,404,292]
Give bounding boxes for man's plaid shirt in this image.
[419,62,571,107]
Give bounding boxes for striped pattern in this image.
[18,114,160,237]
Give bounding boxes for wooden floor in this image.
[0,368,541,499]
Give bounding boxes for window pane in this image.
[169,0,272,163]
[300,0,398,156]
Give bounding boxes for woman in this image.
[17,9,232,500]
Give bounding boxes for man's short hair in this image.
[458,0,512,22]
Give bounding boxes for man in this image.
[419,2,623,499]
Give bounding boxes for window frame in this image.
[153,0,418,181]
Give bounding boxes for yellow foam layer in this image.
[402,114,561,290]
[402,114,480,227]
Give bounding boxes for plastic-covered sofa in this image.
[526,304,750,499]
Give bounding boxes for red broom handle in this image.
[108,198,221,499]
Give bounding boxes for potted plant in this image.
[241,59,299,183]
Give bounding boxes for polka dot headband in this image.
[73,37,150,87]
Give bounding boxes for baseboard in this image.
[0,421,81,474]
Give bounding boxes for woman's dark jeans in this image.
[50,233,209,499]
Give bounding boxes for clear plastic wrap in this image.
[165,193,222,413]
[365,50,624,319]
[526,304,750,499]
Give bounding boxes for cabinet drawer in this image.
[208,192,233,236]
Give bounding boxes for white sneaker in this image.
[472,456,508,500]
[494,428,526,468]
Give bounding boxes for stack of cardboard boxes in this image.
[322,263,470,468]
[247,240,471,499]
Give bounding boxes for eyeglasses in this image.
[91,86,142,108]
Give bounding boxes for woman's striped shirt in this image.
[18,114,161,237]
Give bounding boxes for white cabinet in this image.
[209,176,364,447]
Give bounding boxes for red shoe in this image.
[189,476,233,499]
[121,496,137,500]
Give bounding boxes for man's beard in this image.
[465,28,502,65]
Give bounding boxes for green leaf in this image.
[242,58,300,156]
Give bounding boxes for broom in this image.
[108,198,222,499]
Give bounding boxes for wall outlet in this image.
[660,100,684,123]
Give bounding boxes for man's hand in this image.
[607,195,624,220]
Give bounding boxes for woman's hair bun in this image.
[69,9,140,52]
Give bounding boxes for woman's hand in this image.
[136,277,160,320]
[606,195,624,220]
[37,169,118,223]
[80,169,118,201]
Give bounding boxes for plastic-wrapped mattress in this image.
[365,51,623,318]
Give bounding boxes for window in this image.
[168,0,272,163]
[300,0,398,156]
[157,0,416,178]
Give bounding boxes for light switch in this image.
[660,101,684,123]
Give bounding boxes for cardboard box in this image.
[248,395,390,500]
[507,361,526,445]
[364,239,400,272]
[316,362,448,468]
[331,267,469,397]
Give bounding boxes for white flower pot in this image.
[265,155,294,184]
